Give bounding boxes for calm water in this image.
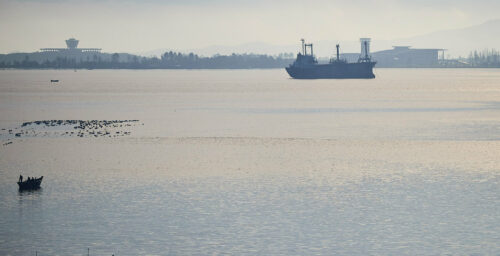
[0,69,499,255]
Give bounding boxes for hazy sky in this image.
[0,0,499,53]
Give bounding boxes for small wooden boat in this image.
[18,176,43,191]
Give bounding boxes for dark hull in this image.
[18,177,43,191]
[286,62,376,79]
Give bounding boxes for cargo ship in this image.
[286,38,376,79]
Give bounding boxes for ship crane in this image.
[359,38,372,62]
[336,44,340,60]
[330,44,346,63]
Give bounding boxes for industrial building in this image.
[373,46,444,67]
[339,40,444,68]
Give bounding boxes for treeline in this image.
[467,49,500,67]
[0,52,294,69]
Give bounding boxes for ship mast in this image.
[364,41,369,59]
[336,44,340,60]
[301,39,305,55]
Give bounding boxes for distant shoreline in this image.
[2,49,500,69]
[2,67,500,70]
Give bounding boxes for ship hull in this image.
[286,62,376,79]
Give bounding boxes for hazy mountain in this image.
[393,19,500,57]
[139,20,500,58]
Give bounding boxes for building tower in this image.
[65,38,79,49]
[41,38,101,53]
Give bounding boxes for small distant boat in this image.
[50,80,59,83]
[18,176,43,191]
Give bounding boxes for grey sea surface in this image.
[0,69,499,255]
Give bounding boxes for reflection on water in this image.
[2,170,499,255]
[242,105,499,113]
[17,189,43,220]
[0,69,499,255]
[185,102,500,114]
[18,188,43,197]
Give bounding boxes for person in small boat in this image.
[19,175,23,182]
